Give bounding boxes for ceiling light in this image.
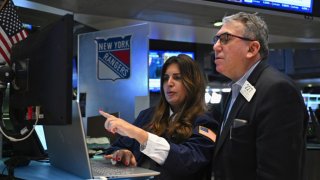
[213,21,223,27]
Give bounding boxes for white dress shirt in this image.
[139,110,177,165]
[140,132,170,165]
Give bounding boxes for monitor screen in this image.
[210,0,313,15]
[72,56,78,90]
[35,125,48,151]
[148,50,195,92]
[9,14,73,127]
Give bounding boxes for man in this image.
[212,12,308,180]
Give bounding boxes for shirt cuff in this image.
[140,132,170,165]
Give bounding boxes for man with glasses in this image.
[212,12,308,180]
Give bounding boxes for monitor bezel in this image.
[209,0,315,16]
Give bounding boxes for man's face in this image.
[213,21,252,81]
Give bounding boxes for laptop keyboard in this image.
[90,159,135,176]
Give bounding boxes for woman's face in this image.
[163,63,187,112]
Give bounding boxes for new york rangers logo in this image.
[96,35,131,80]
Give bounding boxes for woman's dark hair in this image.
[146,54,206,142]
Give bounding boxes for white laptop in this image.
[43,100,160,179]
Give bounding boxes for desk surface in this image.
[0,159,155,180]
[1,160,83,180]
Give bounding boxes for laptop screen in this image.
[35,125,47,151]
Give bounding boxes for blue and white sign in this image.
[96,35,132,80]
[78,23,149,130]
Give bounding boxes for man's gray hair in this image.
[223,12,269,60]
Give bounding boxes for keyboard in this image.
[90,159,135,176]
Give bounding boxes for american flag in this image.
[199,126,216,142]
[0,0,28,65]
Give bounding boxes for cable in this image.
[0,62,40,142]
[0,106,40,142]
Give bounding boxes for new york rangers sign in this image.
[95,35,131,80]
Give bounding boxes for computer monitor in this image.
[211,0,314,15]
[0,14,73,171]
[9,14,73,128]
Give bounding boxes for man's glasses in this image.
[213,32,255,45]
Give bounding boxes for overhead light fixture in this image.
[212,20,223,27]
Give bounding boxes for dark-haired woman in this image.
[100,54,218,180]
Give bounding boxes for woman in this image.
[100,54,218,180]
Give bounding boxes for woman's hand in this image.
[104,149,137,166]
[99,110,148,144]
[99,110,133,137]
